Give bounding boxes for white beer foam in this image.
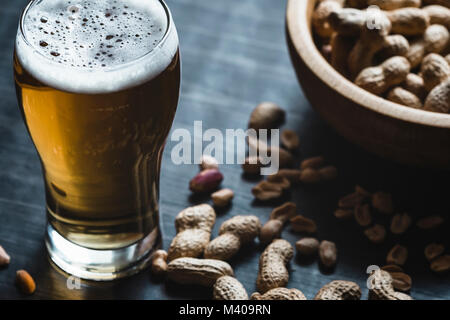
[16,0,178,94]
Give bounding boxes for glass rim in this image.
[17,0,174,72]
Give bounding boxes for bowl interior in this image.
[286,0,450,129]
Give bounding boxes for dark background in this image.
[0,0,449,300]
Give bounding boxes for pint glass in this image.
[14,0,180,280]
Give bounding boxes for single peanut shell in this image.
[423,5,450,29]
[167,257,233,287]
[424,78,450,114]
[423,0,450,9]
[368,0,421,10]
[424,24,450,54]
[387,8,430,36]
[256,239,293,293]
[313,0,342,38]
[213,276,248,300]
[355,56,410,96]
[314,280,361,300]
[251,287,306,300]
[421,53,450,92]
[167,204,216,261]
[378,35,410,60]
[204,215,261,260]
[402,73,426,100]
[328,8,366,36]
[387,87,423,109]
[348,12,392,78]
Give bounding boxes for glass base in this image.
[45,223,161,281]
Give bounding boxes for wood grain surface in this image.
[0,0,449,300]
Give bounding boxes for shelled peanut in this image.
[312,0,450,113]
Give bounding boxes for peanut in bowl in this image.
[286,0,450,169]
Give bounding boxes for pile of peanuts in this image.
[334,185,449,292]
[313,0,450,113]
[2,100,448,299]
[147,100,449,301]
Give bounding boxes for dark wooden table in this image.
[0,0,449,300]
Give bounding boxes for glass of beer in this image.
[14,0,180,280]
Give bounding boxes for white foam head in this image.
[16,0,178,94]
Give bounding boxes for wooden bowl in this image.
[286,0,450,169]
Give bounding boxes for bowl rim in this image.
[286,0,450,129]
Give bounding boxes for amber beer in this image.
[14,0,180,280]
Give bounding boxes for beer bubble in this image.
[67,5,80,14]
